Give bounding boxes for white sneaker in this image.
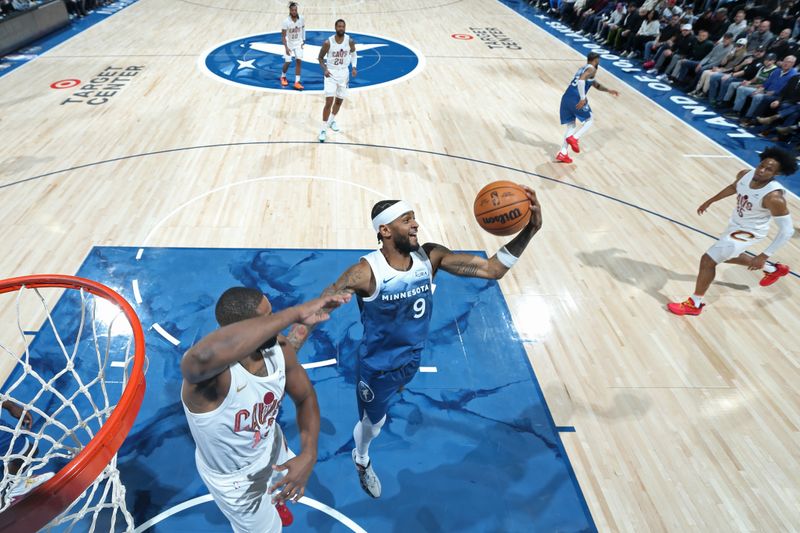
[352,449,381,498]
[318,130,327,143]
[7,472,54,502]
[646,68,657,74]
[329,120,340,132]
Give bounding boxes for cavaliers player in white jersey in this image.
[280,2,305,90]
[181,288,350,532]
[317,19,356,143]
[668,147,797,316]
[324,189,542,498]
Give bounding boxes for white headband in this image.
[372,200,414,232]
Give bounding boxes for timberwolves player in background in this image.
[326,188,543,498]
[556,51,619,164]
[180,289,350,532]
[280,2,305,90]
[668,147,796,316]
[317,19,356,142]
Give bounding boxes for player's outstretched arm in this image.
[269,343,319,504]
[697,168,748,214]
[2,401,32,429]
[318,40,331,76]
[181,293,350,384]
[424,186,543,280]
[749,190,794,270]
[328,259,375,297]
[284,262,374,351]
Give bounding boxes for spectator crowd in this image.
[1,0,112,19]
[531,0,800,148]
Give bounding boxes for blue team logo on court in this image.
[201,31,424,93]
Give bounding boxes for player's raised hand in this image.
[295,292,351,326]
[5,402,32,429]
[270,453,315,504]
[697,200,712,215]
[519,184,543,232]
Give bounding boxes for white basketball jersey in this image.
[183,343,286,473]
[326,34,351,70]
[282,15,305,46]
[728,170,786,238]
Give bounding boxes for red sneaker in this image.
[280,77,289,87]
[293,81,304,90]
[276,502,294,526]
[555,152,573,164]
[759,263,790,287]
[643,60,655,69]
[667,298,704,316]
[566,135,580,153]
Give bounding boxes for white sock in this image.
[353,414,385,466]
[321,121,327,132]
[690,294,703,307]
[573,117,594,139]
[295,75,301,82]
[763,263,777,273]
[560,123,576,154]
[328,114,337,125]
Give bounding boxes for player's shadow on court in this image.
[576,248,750,303]
[320,403,591,533]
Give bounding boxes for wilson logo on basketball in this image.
[482,208,523,225]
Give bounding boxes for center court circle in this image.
[200,30,425,93]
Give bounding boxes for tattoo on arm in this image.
[450,261,480,277]
[285,324,308,351]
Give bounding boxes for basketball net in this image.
[0,276,146,532]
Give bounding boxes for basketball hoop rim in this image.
[0,274,147,533]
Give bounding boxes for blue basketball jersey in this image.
[357,248,434,371]
[563,65,594,101]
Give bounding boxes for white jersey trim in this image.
[360,248,433,303]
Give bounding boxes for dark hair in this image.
[289,1,298,8]
[760,146,797,175]
[335,18,346,26]
[587,51,601,62]
[215,287,264,326]
[371,200,400,242]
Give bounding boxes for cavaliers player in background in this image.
[317,19,356,142]
[668,147,796,316]
[280,2,305,90]
[181,288,350,532]
[326,187,542,498]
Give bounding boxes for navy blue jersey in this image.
[559,65,594,124]
[356,249,433,371]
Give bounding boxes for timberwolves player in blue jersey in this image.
[556,52,618,164]
[327,189,543,498]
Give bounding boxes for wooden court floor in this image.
[0,0,798,530]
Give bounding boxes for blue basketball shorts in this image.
[559,95,592,124]
[356,352,421,424]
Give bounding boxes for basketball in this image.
[473,181,531,236]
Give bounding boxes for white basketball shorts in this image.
[283,44,303,62]
[324,69,349,99]
[195,431,295,533]
[706,225,765,264]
